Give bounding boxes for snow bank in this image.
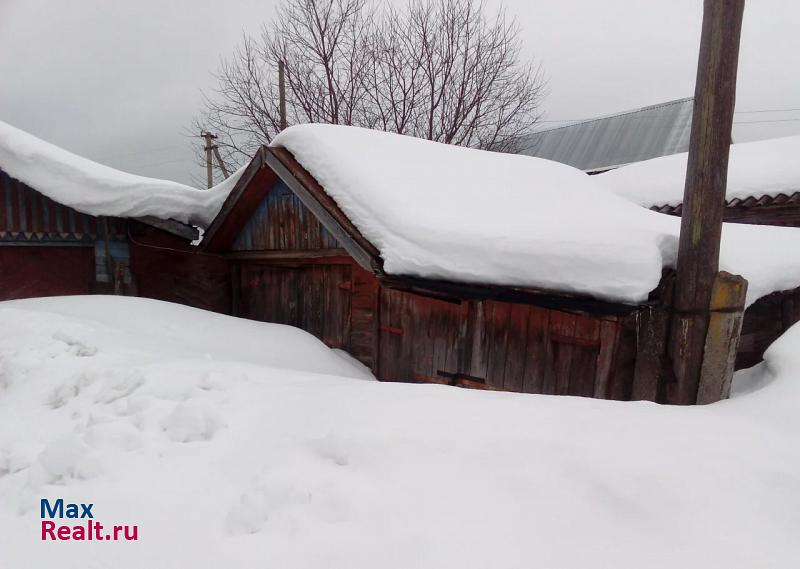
[596,135,800,207]
[1,296,798,568]
[0,120,243,227]
[272,124,800,306]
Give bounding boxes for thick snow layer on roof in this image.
[2,296,800,568]
[0,120,242,227]
[596,136,800,207]
[271,124,800,306]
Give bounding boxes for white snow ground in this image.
[1,296,798,568]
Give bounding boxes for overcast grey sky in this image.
[1,0,798,186]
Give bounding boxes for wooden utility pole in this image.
[201,131,230,187]
[201,131,216,189]
[279,60,288,131]
[668,0,746,405]
[212,145,230,179]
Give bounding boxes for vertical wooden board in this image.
[567,347,599,398]
[593,319,621,399]
[9,178,19,232]
[606,314,638,401]
[231,263,241,317]
[320,264,351,349]
[349,264,379,370]
[482,301,512,389]
[568,315,601,397]
[30,190,40,233]
[522,306,549,394]
[549,311,577,395]
[468,301,491,380]
[501,304,531,392]
[0,172,8,232]
[378,288,413,382]
[631,306,671,402]
[427,299,467,380]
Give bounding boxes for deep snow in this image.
[596,135,800,207]
[0,120,243,227]
[1,296,798,568]
[271,125,800,306]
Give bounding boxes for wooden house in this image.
[200,126,800,403]
[0,164,221,303]
[0,120,230,311]
[598,135,800,228]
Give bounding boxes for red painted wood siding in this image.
[0,246,94,300]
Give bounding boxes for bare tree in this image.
[195,0,545,177]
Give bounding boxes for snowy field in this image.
[1,296,798,568]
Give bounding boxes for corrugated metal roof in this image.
[519,97,694,172]
[652,191,800,215]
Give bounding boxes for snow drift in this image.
[271,124,800,306]
[0,296,798,568]
[0,120,242,227]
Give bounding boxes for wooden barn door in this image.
[238,263,352,349]
[377,288,469,383]
[468,302,621,397]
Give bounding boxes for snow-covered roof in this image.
[0,120,242,227]
[596,136,800,208]
[270,124,800,306]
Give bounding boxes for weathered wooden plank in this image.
[521,306,549,394]
[569,316,601,397]
[501,304,530,392]
[484,301,512,390]
[226,248,349,261]
[593,319,621,399]
[696,272,747,404]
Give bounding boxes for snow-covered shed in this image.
[597,136,800,227]
[0,120,235,308]
[203,124,800,402]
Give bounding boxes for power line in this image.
[735,107,800,114]
[735,117,800,125]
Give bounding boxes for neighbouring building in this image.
[0,120,234,311]
[518,97,694,174]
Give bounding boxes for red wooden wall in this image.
[0,246,94,300]
[234,255,625,397]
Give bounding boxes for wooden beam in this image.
[135,216,199,241]
[225,248,350,261]
[379,273,643,316]
[669,0,745,405]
